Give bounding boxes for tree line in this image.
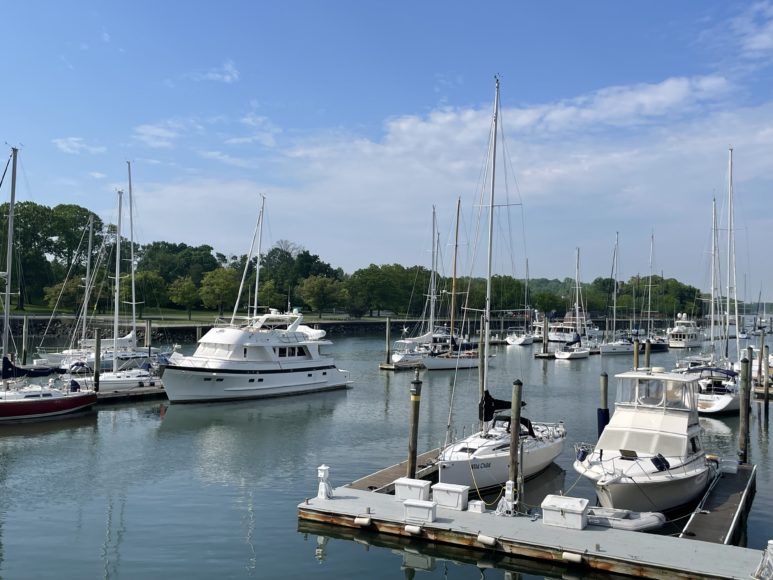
[1,202,707,322]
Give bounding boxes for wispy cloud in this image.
[101,31,111,43]
[88,171,107,179]
[732,1,773,59]
[224,113,281,147]
[186,60,240,83]
[198,150,256,168]
[132,121,185,149]
[52,137,106,154]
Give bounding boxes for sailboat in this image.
[0,147,97,422]
[162,197,350,403]
[71,165,162,392]
[599,233,635,356]
[422,199,480,370]
[435,77,566,492]
[505,259,534,345]
[555,248,591,359]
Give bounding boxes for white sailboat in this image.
[555,248,590,359]
[162,197,350,403]
[506,259,534,345]
[599,233,635,356]
[573,367,718,512]
[436,77,566,492]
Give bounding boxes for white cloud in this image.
[101,31,111,43]
[89,172,107,179]
[223,113,281,147]
[732,1,773,58]
[187,60,240,83]
[132,123,181,148]
[197,150,256,168]
[52,137,106,154]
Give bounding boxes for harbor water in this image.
[1,334,771,578]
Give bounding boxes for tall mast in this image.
[482,76,500,399]
[710,197,718,353]
[2,148,18,362]
[82,216,94,344]
[232,195,265,323]
[612,232,618,340]
[726,147,740,359]
[448,197,461,344]
[574,248,581,335]
[647,232,654,336]
[127,162,137,344]
[429,206,437,337]
[113,190,123,373]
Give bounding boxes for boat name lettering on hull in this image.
[471,462,491,470]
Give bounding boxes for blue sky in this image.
[3,1,773,302]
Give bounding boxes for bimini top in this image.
[614,368,699,412]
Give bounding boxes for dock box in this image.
[394,477,431,501]
[431,482,470,511]
[468,500,486,513]
[541,495,589,530]
[403,499,437,523]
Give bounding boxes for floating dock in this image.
[298,461,768,579]
[95,385,167,404]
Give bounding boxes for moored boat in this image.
[573,367,718,512]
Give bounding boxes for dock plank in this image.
[349,449,439,492]
[681,464,756,544]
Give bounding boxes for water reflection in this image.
[299,519,631,580]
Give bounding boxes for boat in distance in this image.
[161,309,350,403]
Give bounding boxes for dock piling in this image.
[739,356,749,463]
[598,372,609,437]
[93,331,101,393]
[632,339,640,369]
[644,339,651,368]
[384,317,391,365]
[407,369,422,478]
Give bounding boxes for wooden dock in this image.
[349,449,439,492]
[299,459,768,578]
[96,385,167,404]
[681,463,757,545]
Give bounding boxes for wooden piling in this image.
[764,344,770,409]
[93,331,101,393]
[406,369,422,479]
[644,339,651,368]
[21,315,28,365]
[598,372,609,438]
[739,356,749,463]
[384,317,392,365]
[633,338,640,369]
[508,380,523,485]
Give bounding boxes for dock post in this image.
[758,332,765,386]
[406,369,422,478]
[762,344,770,413]
[739,356,749,463]
[196,325,202,341]
[644,339,651,368]
[598,372,609,437]
[633,339,640,369]
[384,317,391,365]
[21,315,28,365]
[496,379,522,516]
[94,331,101,393]
[145,319,152,348]
[542,315,549,354]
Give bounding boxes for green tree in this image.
[298,276,343,318]
[199,268,240,316]
[43,277,84,314]
[168,276,199,320]
[138,242,219,285]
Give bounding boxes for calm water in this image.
[0,335,770,579]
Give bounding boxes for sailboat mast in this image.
[574,248,581,336]
[113,190,123,373]
[127,162,137,343]
[232,195,265,324]
[252,195,265,318]
[612,232,618,340]
[482,77,499,396]
[2,148,18,362]
[448,198,461,343]
[647,233,654,337]
[82,216,93,344]
[726,147,741,358]
[711,197,718,352]
[429,206,437,336]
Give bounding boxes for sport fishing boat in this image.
[573,368,717,512]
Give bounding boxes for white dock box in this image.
[431,482,470,511]
[403,499,437,523]
[394,477,431,501]
[540,494,589,530]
